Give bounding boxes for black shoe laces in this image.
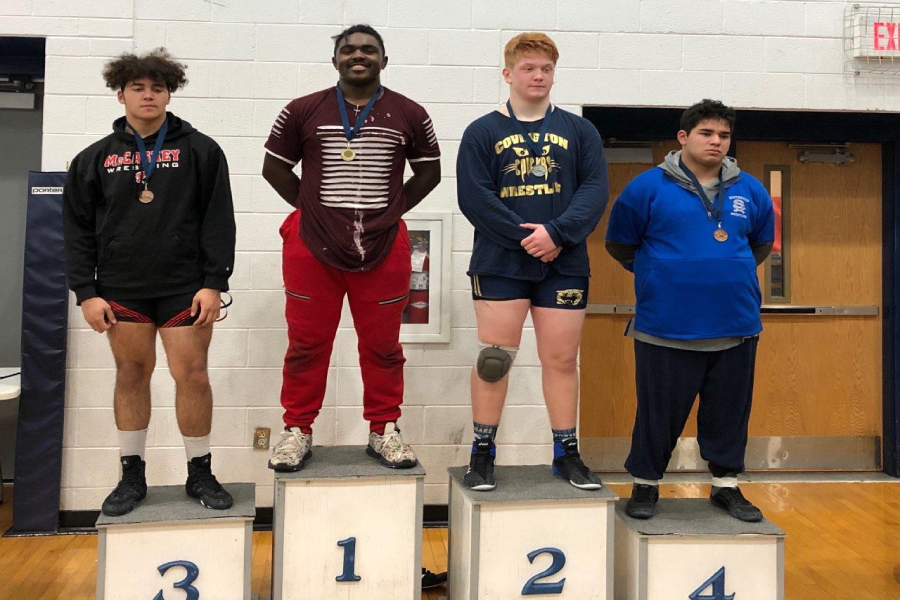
[112,466,144,496]
[191,465,223,493]
[471,445,493,476]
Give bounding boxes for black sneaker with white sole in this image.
[551,438,602,490]
[186,453,233,510]
[464,440,496,491]
[422,567,447,589]
[101,455,147,517]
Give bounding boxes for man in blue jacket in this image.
[456,33,609,491]
[606,99,774,521]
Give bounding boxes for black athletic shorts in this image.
[107,292,198,328]
[470,272,589,310]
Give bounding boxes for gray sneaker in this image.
[366,422,417,468]
[267,427,312,472]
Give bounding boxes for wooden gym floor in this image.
[1,481,899,600]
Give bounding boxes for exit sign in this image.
[851,11,900,59]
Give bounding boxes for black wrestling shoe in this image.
[422,567,447,589]
[626,483,659,519]
[710,486,763,522]
[551,438,602,490]
[464,440,496,491]
[186,453,233,510]
[101,455,147,517]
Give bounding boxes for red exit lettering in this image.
[873,22,900,51]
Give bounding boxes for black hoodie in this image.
[63,113,236,304]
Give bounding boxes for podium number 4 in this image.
[689,567,735,600]
[153,560,200,600]
[521,547,566,595]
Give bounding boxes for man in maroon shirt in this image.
[262,25,441,472]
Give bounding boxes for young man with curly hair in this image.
[262,24,441,472]
[606,99,774,521]
[456,33,609,491]
[63,48,236,516]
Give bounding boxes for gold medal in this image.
[341,147,356,161]
[713,228,728,242]
[139,188,154,203]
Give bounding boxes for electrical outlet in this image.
[254,427,271,450]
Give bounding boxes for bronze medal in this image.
[139,188,154,203]
[341,147,356,162]
[713,228,728,242]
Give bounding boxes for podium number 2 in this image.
[336,537,361,582]
[521,547,566,595]
[689,567,735,600]
[153,560,200,600]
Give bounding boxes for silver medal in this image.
[531,163,547,177]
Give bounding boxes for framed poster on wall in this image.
[400,212,452,343]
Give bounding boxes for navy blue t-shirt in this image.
[456,108,609,280]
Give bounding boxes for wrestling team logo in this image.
[556,289,584,306]
[503,145,560,182]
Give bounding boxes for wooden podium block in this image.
[448,466,618,600]
[96,482,255,600]
[272,445,426,600]
[614,499,785,600]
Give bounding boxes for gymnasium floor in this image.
[1,480,899,599]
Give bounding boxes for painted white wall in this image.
[5,0,900,510]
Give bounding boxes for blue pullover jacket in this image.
[605,158,774,339]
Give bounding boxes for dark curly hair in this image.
[680,99,736,135]
[102,48,188,92]
[332,24,385,55]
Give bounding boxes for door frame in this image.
[583,107,900,478]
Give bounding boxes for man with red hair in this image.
[456,33,609,491]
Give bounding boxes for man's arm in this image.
[456,138,529,250]
[543,125,609,248]
[403,160,441,212]
[262,153,300,207]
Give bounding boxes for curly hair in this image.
[102,48,188,92]
[680,99,736,135]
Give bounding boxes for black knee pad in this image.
[476,345,517,382]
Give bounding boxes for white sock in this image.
[711,476,738,488]
[118,429,148,460]
[634,477,659,487]
[183,435,211,461]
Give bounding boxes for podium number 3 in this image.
[689,567,735,600]
[521,547,566,595]
[336,537,361,582]
[153,560,200,600]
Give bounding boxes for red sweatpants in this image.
[279,210,412,434]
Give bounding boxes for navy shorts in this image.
[107,292,198,328]
[470,272,589,310]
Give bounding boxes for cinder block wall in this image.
[5,0,898,509]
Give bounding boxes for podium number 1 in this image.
[153,560,200,600]
[521,547,566,595]
[336,537,361,582]
[689,567,735,600]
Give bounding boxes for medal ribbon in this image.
[128,117,168,186]
[678,156,724,224]
[505,100,553,164]
[336,83,383,143]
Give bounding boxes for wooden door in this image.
[580,141,883,470]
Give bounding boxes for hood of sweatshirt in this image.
[659,149,741,196]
